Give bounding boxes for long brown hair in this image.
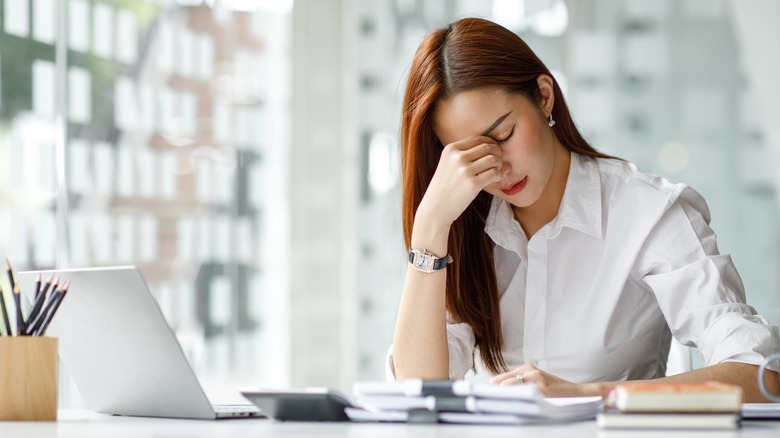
[400,18,614,374]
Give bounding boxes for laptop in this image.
[17,266,262,420]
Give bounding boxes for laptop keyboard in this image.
[214,405,261,416]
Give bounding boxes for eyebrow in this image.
[481,112,512,136]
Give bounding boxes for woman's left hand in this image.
[489,363,599,398]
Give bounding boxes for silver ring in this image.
[517,374,524,383]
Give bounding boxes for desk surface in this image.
[1,411,779,437]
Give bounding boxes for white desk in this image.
[1,411,779,437]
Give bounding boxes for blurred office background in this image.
[1,0,779,405]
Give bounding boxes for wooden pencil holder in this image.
[0,337,58,421]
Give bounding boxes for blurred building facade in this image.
[0,0,777,401]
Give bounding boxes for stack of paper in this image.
[742,403,780,420]
[346,380,603,424]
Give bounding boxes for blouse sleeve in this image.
[385,312,476,382]
[638,187,780,370]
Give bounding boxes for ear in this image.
[536,74,555,116]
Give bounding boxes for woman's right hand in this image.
[416,136,508,228]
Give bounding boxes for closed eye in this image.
[496,126,515,146]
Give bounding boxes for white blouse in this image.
[387,153,780,382]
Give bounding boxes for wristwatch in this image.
[408,249,453,273]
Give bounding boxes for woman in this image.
[389,17,780,401]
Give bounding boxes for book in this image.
[613,382,743,413]
[597,409,740,430]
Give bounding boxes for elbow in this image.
[391,352,449,381]
[755,369,780,403]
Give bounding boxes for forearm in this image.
[392,219,451,380]
[392,267,449,380]
[586,363,780,402]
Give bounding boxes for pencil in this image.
[0,280,10,336]
[37,281,69,336]
[40,274,57,300]
[34,273,42,299]
[13,283,25,336]
[28,282,62,336]
[5,259,16,290]
[3,259,17,334]
[4,259,17,335]
[27,274,56,334]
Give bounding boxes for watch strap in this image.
[408,249,453,272]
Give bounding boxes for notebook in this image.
[17,266,261,420]
[597,409,740,430]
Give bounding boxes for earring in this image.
[547,113,556,128]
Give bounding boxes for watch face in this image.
[414,253,433,271]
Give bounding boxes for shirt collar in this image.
[484,152,603,245]
[552,152,603,239]
[485,195,527,253]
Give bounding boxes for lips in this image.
[500,176,528,196]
